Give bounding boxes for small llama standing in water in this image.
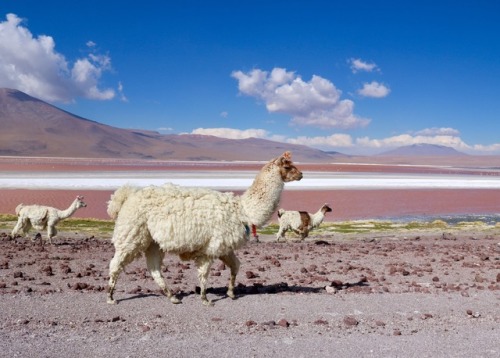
[11,195,87,244]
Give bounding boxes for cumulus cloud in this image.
[356,134,471,151]
[414,127,460,137]
[286,133,354,148]
[0,13,118,103]
[349,58,378,73]
[188,126,500,155]
[191,127,269,139]
[357,81,390,98]
[472,143,500,152]
[231,67,370,129]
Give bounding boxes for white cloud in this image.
[0,13,118,103]
[472,143,500,153]
[357,81,390,98]
[191,127,269,139]
[189,126,500,155]
[356,134,471,151]
[349,58,378,73]
[414,127,460,137]
[286,133,354,148]
[231,67,370,129]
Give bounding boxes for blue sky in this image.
[1,1,500,155]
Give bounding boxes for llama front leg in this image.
[220,250,240,299]
[195,256,214,306]
[276,226,287,242]
[145,242,180,304]
[47,225,57,244]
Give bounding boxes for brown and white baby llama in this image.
[276,203,332,241]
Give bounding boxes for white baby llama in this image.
[276,203,332,241]
[11,195,87,244]
[106,151,303,306]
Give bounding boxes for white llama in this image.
[276,203,332,241]
[11,195,87,244]
[106,151,303,306]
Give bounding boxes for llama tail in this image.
[107,185,138,220]
[277,209,285,218]
[15,204,24,216]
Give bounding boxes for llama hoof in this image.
[169,296,181,304]
[107,298,117,305]
[202,299,214,307]
[227,291,236,300]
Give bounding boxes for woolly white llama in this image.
[276,203,332,241]
[106,151,302,306]
[11,195,87,244]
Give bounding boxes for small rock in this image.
[277,319,289,328]
[442,233,456,240]
[314,319,328,325]
[393,329,402,336]
[245,320,257,327]
[245,271,257,279]
[343,316,359,327]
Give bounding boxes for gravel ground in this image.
[1,228,499,357]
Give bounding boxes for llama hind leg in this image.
[11,217,24,237]
[220,250,240,299]
[11,217,30,238]
[145,242,180,304]
[107,249,139,304]
[195,256,214,306]
[47,225,57,244]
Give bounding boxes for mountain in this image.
[0,88,336,162]
[378,144,466,157]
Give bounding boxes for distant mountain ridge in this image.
[0,88,338,162]
[378,143,466,157]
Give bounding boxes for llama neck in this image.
[241,166,284,227]
[311,210,325,227]
[58,200,79,219]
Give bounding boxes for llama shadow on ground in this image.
[118,279,370,304]
[117,293,161,303]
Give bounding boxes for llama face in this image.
[76,196,87,208]
[322,204,332,213]
[279,160,303,182]
[275,153,303,182]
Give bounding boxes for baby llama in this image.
[106,151,302,306]
[11,195,87,244]
[276,203,332,241]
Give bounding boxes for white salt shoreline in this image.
[0,171,499,190]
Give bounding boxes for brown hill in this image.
[0,88,337,162]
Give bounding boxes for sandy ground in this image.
[0,228,499,357]
[0,158,499,357]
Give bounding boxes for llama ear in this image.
[282,151,292,161]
